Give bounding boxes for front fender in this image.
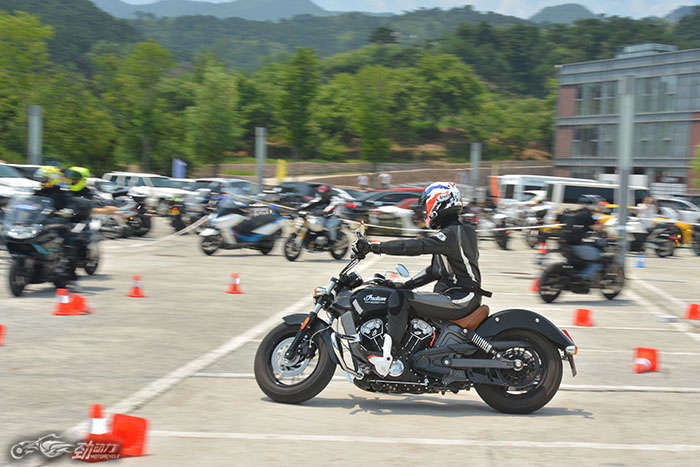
[476,309,573,349]
[282,314,339,365]
[199,228,219,237]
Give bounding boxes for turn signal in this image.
[313,287,326,298]
[561,329,578,355]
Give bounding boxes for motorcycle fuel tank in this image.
[350,287,395,314]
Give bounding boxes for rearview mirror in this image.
[396,264,409,277]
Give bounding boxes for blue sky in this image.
[120,1,700,19]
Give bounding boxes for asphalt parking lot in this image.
[1,220,699,466]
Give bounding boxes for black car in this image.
[269,182,355,208]
[339,188,424,222]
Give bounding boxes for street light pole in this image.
[617,75,635,270]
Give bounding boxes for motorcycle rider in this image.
[559,195,605,283]
[300,185,342,247]
[353,182,491,376]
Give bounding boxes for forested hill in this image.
[529,4,600,24]
[0,0,140,64]
[129,6,528,69]
[92,0,336,21]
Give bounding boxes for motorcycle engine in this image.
[359,318,434,356]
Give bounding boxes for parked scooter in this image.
[199,198,285,255]
[283,212,350,261]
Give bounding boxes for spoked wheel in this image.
[330,231,349,260]
[601,263,624,300]
[284,234,302,262]
[9,258,28,297]
[254,322,336,404]
[538,263,564,303]
[474,329,563,414]
[201,235,221,256]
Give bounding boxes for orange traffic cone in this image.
[126,275,147,298]
[573,309,594,327]
[386,272,399,283]
[53,289,75,315]
[633,347,658,373]
[685,304,700,320]
[70,294,94,315]
[0,325,5,346]
[530,278,540,292]
[76,404,121,463]
[86,404,109,439]
[537,242,548,255]
[226,273,243,294]
[111,414,148,457]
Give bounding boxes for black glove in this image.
[352,238,371,259]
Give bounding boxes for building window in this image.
[659,76,677,112]
[603,81,617,114]
[636,78,653,112]
[599,124,618,157]
[573,125,599,156]
[635,123,651,157]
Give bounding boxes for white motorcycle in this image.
[199,198,285,256]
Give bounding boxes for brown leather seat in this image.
[449,305,490,331]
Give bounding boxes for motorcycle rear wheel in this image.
[84,246,100,275]
[693,231,700,256]
[134,215,151,237]
[254,322,336,404]
[524,229,538,249]
[474,329,563,414]
[258,237,275,255]
[9,258,27,297]
[538,263,564,303]
[496,233,509,250]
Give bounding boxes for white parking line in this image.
[59,255,383,438]
[191,373,700,393]
[149,431,700,451]
[627,289,700,345]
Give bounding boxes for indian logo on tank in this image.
[363,294,388,304]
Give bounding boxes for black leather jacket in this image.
[377,219,487,296]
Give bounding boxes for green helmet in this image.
[65,166,91,192]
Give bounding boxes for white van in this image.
[102,171,190,213]
[497,175,592,208]
[544,180,650,212]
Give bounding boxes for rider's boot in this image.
[367,334,393,377]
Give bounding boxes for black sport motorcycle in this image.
[2,195,73,296]
[255,227,578,414]
[538,238,624,303]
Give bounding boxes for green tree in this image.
[351,65,393,166]
[369,27,397,44]
[279,48,320,160]
[0,11,53,161]
[187,65,245,175]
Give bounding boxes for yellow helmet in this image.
[34,166,63,189]
[65,166,91,192]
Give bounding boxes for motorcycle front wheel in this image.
[330,231,349,260]
[84,245,100,275]
[258,237,275,255]
[201,235,221,256]
[254,322,336,404]
[474,329,563,414]
[601,263,624,300]
[9,258,28,297]
[284,234,302,261]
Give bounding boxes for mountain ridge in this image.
[529,3,601,24]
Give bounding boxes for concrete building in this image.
[554,44,700,194]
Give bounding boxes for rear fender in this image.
[282,314,339,365]
[476,309,574,349]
